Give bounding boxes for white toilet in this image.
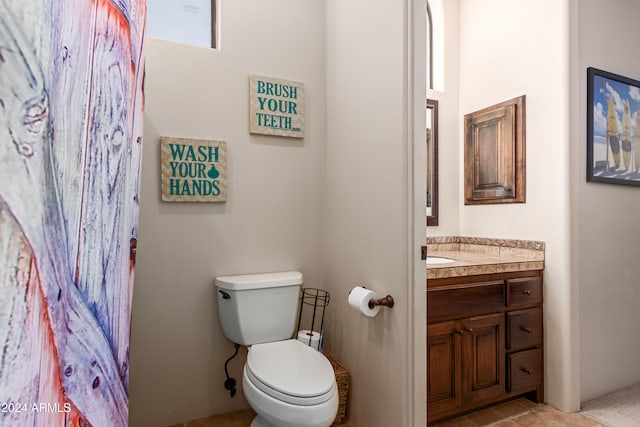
[215,271,339,427]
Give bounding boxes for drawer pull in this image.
[520,326,533,333]
[520,367,532,375]
[522,289,532,295]
[465,327,474,333]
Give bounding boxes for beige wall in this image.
[129,1,326,425]
[574,0,640,403]
[457,0,578,412]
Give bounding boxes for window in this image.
[147,0,218,49]
[426,0,444,91]
[427,2,433,90]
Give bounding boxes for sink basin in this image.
[426,256,456,265]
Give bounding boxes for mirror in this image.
[426,99,438,226]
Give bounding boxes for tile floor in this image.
[165,409,353,427]
[172,385,640,427]
[431,398,601,426]
[165,408,255,427]
[167,398,601,427]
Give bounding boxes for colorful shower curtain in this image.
[0,0,145,425]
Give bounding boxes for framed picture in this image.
[587,67,640,186]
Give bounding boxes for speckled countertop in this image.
[426,236,545,280]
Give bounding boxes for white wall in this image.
[458,0,578,412]
[427,0,460,237]
[323,0,422,425]
[574,0,640,403]
[128,1,325,425]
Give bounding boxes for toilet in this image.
[215,271,339,427]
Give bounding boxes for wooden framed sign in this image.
[249,75,304,138]
[160,137,227,202]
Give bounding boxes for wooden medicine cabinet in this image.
[464,95,526,205]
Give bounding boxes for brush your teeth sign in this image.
[161,137,227,202]
[249,75,305,138]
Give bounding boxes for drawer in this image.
[507,348,542,392]
[507,276,541,308]
[507,308,542,351]
[427,281,505,322]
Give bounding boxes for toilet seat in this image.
[246,339,336,406]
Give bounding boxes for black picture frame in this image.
[587,67,640,186]
[426,99,438,226]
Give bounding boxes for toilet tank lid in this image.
[215,271,303,291]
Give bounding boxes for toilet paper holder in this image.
[296,288,330,351]
[368,295,395,309]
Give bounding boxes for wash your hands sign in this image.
[161,137,227,202]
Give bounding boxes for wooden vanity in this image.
[426,237,544,424]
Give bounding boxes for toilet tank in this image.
[215,271,302,345]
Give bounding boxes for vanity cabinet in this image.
[427,271,543,424]
[427,313,504,420]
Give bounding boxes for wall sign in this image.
[161,137,227,202]
[249,75,304,138]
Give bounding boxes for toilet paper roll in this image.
[348,286,380,317]
[297,330,321,350]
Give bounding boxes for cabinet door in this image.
[462,313,505,406]
[427,320,462,421]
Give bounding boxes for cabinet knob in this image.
[522,289,532,295]
[456,330,464,335]
[520,367,533,375]
[520,326,532,333]
[465,327,473,333]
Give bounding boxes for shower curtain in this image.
[0,0,145,425]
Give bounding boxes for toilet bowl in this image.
[215,272,338,427]
[243,340,338,427]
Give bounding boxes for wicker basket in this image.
[326,356,350,425]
